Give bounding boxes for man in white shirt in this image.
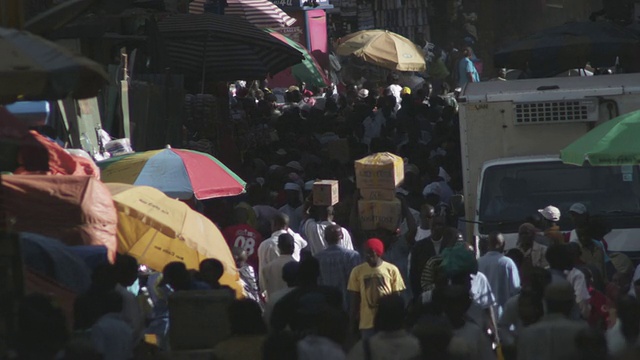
[386,72,403,111]
[263,261,300,326]
[415,204,434,241]
[260,233,298,300]
[566,243,593,319]
[279,183,304,233]
[301,205,353,255]
[469,271,498,331]
[258,213,307,275]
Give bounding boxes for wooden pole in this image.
[0,0,24,29]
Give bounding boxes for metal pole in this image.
[201,37,207,94]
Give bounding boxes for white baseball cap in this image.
[569,203,587,215]
[357,89,369,99]
[538,205,561,222]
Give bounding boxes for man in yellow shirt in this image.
[348,238,406,339]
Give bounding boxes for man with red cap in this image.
[348,238,406,339]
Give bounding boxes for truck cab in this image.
[458,73,640,259]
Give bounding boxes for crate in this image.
[313,180,340,206]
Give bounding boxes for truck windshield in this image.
[478,161,640,234]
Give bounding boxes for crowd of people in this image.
[11,43,640,360]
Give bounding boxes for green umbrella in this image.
[560,110,640,166]
[265,29,329,88]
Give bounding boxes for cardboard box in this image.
[326,138,350,164]
[355,152,404,190]
[360,188,397,201]
[313,180,339,206]
[358,198,402,231]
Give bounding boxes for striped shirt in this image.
[316,245,361,311]
[420,255,444,293]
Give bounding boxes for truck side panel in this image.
[460,102,595,233]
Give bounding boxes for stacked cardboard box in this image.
[355,152,404,231]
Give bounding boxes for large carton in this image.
[360,188,397,201]
[355,152,404,190]
[313,180,339,206]
[358,198,402,231]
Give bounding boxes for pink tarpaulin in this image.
[306,10,328,71]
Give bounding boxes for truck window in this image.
[478,161,640,234]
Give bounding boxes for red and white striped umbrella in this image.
[189,0,296,28]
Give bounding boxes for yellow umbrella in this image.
[337,29,426,72]
[105,183,242,297]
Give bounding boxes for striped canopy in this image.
[158,13,303,81]
[189,0,296,28]
[0,27,108,103]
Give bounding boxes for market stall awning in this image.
[560,109,640,166]
[189,0,296,28]
[97,147,247,200]
[106,183,243,297]
[158,13,303,81]
[337,29,426,72]
[266,28,329,88]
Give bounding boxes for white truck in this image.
[457,73,640,258]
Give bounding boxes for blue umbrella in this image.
[20,232,97,294]
[66,245,110,270]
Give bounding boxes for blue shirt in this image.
[383,236,412,303]
[458,57,480,86]
[478,251,520,314]
[316,245,361,312]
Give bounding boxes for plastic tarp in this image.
[2,175,118,262]
[0,106,100,177]
[20,232,92,294]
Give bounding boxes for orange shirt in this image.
[544,225,565,245]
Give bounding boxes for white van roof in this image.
[461,73,640,103]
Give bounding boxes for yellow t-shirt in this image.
[347,261,406,330]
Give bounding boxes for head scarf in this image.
[365,238,384,256]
